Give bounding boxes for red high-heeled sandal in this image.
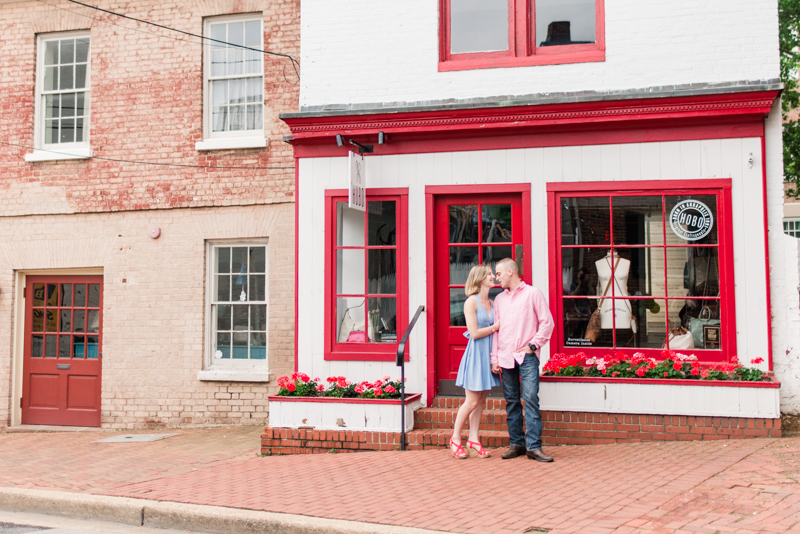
[450,439,468,459]
[467,440,491,458]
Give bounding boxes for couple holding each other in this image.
[450,258,555,462]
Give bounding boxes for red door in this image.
[22,276,103,427]
[433,192,530,396]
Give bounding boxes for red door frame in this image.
[425,184,531,405]
[21,275,103,427]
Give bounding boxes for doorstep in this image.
[4,425,105,433]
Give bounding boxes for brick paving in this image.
[1,426,799,533]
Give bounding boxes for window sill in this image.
[325,351,408,362]
[25,146,93,162]
[195,136,268,151]
[438,49,605,72]
[197,368,271,382]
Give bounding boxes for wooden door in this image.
[433,193,527,396]
[21,276,103,427]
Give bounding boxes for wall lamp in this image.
[378,131,387,144]
[335,132,388,152]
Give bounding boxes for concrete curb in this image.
[0,487,444,534]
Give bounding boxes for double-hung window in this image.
[548,180,736,363]
[439,0,605,71]
[198,14,266,151]
[201,242,270,381]
[324,189,409,361]
[785,218,800,238]
[27,32,92,162]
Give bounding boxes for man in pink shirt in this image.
[491,258,555,462]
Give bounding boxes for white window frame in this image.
[785,217,800,238]
[198,239,271,382]
[196,13,267,152]
[26,30,93,163]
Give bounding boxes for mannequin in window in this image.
[595,250,632,330]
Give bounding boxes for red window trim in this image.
[324,188,409,361]
[546,179,737,364]
[439,0,605,72]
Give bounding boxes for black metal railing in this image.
[396,305,425,451]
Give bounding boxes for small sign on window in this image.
[348,151,366,212]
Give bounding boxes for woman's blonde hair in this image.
[464,264,493,296]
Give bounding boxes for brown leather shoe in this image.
[526,449,554,462]
[501,445,526,459]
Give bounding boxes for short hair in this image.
[464,264,493,296]
[496,258,519,275]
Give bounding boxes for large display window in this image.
[547,180,735,362]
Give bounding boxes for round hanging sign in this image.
[669,200,714,241]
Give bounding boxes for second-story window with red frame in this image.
[548,180,736,363]
[324,189,408,361]
[439,0,605,71]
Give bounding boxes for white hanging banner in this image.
[348,150,366,212]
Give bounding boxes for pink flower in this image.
[374,388,383,396]
[355,385,365,394]
[374,379,383,387]
[731,356,739,364]
[385,385,396,393]
[317,384,325,391]
[382,375,391,381]
[701,369,710,378]
[751,357,764,365]
[313,376,321,383]
[337,380,347,388]
[299,373,309,382]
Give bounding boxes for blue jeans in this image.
[501,354,542,451]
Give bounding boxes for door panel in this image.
[434,193,527,396]
[22,275,103,427]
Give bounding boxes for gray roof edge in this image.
[281,79,783,120]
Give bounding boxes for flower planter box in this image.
[268,393,423,432]
[539,376,781,419]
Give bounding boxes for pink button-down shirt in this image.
[490,282,555,369]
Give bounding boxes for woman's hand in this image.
[491,320,500,333]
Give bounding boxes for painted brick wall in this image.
[299,0,779,108]
[0,0,299,216]
[775,234,800,414]
[0,204,295,429]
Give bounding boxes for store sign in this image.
[348,151,366,212]
[669,200,714,241]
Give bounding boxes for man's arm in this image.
[528,288,555,349]
[490,297,500,365]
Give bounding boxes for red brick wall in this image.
[0,0,299,216]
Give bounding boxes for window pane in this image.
[216,275,231,302]
[665,195,718,245]
[612,196,663,245]
[232,332,248,359]
[45,120,59,144]
[45,336,57,358]
[368,249,396,294]
[216,247,231,273]
[33,284,45,306]
[245,20,260,46]
[212,106,228,132]
[210,23,226,44]
[32,335,43,358]
[232,270,248,301]
[60,39,74,64]
[232,304,248,330]
[230,78,245,104]
[450,288,468,326]
[250,274,266,301]
[450,246,479,285]
[337,297,366,342]
[87,283,99,307]
[86,336,99,359]
[367,297,396,342]
[59,65,73,90]
[75,38,89,62]
[337,249,365,294]
[87,310,99,333]
[74,284,86,306]
[250,304,267,331]
[59,335,71,359]
[46,284,58,306]
[61,93,75,117]
[45,310,57,332]
[215,332,231,359]
[249,246,265,272]
[368,201,396,246]
[227,48,244,76]
[75,64,87,89]
[450,0,508,54]
[60,118,75,143]
[246,77,263,103]
[60,284,73,306]
[228,21,244,46]
[44,66,58,91]
[45,41,59,65]
[536,0,596,47]
[229,105,245,131]
[482,204,512,243]
[246,104,262,130]
[212,79,228,106]
[250,333,266,359]
[76,118,84,143]
[73,335,85,358]
[210,49,226,77]
[59,310,71,332]
[449,205,479,243]
[561,247,606,296]
[483,245,512,275]
[245,50,261,74]
[231,247,247,274]
[609,248,666,299]
[216,304,231,331]
[45,94,59,118]
[33,310,44,332]
[337,203,365,246]
[667,247,720,299]
[669,299,721,350]
[74,310,85,333]
[561,197,610,246]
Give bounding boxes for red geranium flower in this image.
[751,357,764,365]
[635,367,645,377]
[317,384,325,391]
[374,388,383,396]
[385,385,396,393]
[673,363,682,371]
[690,368,700,376]
[287,383,296,392]
[664,372,668,377]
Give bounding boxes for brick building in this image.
[273,0,797,448]
[0,0,299,429]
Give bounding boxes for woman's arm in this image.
[464,296,498,340]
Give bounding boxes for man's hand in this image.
[491,363,501,374]
[515,345,535,354]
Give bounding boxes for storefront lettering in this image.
[669,200,714,241]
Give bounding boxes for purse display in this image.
[689,306,720,348]
[664,325,694,350]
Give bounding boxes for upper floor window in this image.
[785,218,800,238]
[439,0,605,72]
[198,14,267,151]
[28,32,91,161]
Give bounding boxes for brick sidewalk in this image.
[1,427,799,533]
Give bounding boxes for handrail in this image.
[396,305,425,451]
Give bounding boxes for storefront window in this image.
[552,183,732,360]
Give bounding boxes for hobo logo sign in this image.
[348,151,366,212]
[669,200,714,241]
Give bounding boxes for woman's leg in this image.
[452,389,481,445]
[467,390,489,444]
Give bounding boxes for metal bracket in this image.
[349,140,373,155]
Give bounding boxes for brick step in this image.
[414,407,508,431]
[431,396,508,410]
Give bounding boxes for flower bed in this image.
[270,373,421,432]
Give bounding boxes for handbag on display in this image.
[689,306,720,348]
[664,325,694,350]
[583,257,620,343]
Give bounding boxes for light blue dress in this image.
[456,302,501,392]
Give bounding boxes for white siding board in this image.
[620,144,641,181]
[640,143,661,179]
[432,152,453,185]
[601,144,622,182]
[660,142,682,179]
[680,141,702,180]
[543,147,564,183]
[297,159,315,374]
[381,154,400,187]
[563,146,582,182]
[700,139,722,178]
[581,145,602,182]
[507,149,525,182]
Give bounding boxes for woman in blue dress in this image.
[450,264,501,459]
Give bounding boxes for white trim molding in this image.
[25,146,93,162]
[195,136,268,151]
[197,368,271,382]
